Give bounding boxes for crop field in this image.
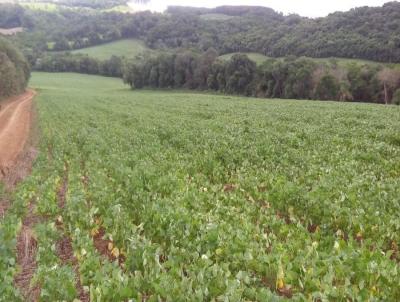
[1,72,400,301]
[70,39,152,60]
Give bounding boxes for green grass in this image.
[220,52,400,68]
[313,57,400,69]
[70,39,152,60]
[219,52,271,65]
[20,2,60,11]
[8,71,399,300]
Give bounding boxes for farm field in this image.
[70,39,152,60]
[1,72,400,301]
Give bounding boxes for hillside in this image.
[2,2,400,63]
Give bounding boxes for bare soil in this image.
[0,90,37,187]
[93,227,126,266]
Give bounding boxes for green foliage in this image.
[315,74,340,100]
[4,2,400,64]
[225,54,257,95]
[393,89,400,105]
[36,53,123,77]
[219,52,270,65]
[347,64,381,102]
[124,52,399,103]
[0,37,30,99]
[24,72,400,300]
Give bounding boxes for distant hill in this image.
[163,2,400,63]
[1,2,400,63]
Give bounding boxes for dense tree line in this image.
[0,37,30,99]
[153,3,400,63]
[35,53,123,77]
[123,52,400,104]
[22,0,130,9]
[2,2,400,63]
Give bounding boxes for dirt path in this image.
[0,90,39,300]
[0,90,35,179]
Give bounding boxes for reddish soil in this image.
[93,227,126,266]
[1,90,40,301]
[55,232,90,302]
[0,90,36,186]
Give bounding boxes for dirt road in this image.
[0,90,35,177]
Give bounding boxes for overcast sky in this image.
[130,0,390,17]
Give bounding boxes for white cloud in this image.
[129,0,390,17]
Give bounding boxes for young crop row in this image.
[2,73,400,301]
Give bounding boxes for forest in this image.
[0,37,30,99]
[123,51,400,104]
[1,2,400,62]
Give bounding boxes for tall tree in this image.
[377,68,400,104]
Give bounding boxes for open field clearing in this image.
[20,2,59,11]
[219,53,272,65]
[70,39,152,60]
[219,52,400,68]
[1,72,400,300]
[0,27,24,36]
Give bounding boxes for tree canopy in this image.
[0,37,30,99]
[2,2,400,63]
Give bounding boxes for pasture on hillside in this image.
[1,72,400,301]
[219,52,400,69]
[70,39,151,60]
